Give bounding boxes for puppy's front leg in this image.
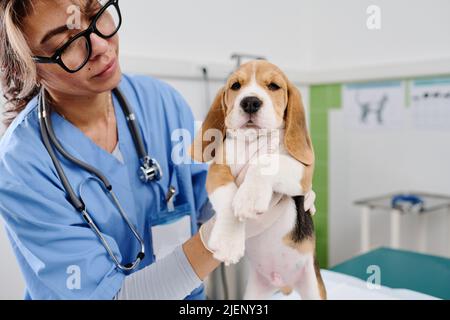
[233,154,307,220]
[207,164,246,265]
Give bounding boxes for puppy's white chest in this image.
[225,129,285,185]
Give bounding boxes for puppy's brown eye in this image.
[231,82,241,91]
[268,83,281,91]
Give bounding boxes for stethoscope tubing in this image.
[37,87,146,271]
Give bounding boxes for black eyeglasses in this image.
[33,0,122,73]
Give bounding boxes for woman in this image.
[0,0,314,300]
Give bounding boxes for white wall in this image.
[121,0,450,72]
[119,0,313,71]
[308,0,450,71]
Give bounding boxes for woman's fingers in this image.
[304,190,317,215]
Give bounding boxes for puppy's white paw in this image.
[208,229,245,266]
[233,180,273,221]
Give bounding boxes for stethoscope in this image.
[37,86,163,272]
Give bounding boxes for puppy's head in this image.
[190,60,314,166]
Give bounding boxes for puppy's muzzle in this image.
[241,96,262,114]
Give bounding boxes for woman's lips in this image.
[93,58,117,78]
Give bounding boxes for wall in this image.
[119,0,312,71]
[308,0,450,72]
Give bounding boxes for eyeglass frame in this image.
[32,0,122,74]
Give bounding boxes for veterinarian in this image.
[0,0,315,300]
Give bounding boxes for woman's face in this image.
[24,0,122,98]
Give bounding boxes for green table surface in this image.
[330,247,450,300]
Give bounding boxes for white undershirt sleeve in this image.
[114,245,202,300]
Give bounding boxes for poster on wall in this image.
[343,81,406,131]
[410,77,450,131]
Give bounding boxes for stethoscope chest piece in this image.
[139,156,163,183]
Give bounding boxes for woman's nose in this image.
[89,33,109,60]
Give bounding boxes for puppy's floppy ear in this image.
[284,81,314,166]
[189,87,226,163]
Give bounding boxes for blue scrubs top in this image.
[0,74,213,300]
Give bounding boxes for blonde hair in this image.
[0,0,38,128]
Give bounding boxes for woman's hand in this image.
[305,189,317,215]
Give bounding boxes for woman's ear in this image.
[284,81,314,166]
[190,87,227,163]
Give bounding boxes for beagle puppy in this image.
[190,60,326,300]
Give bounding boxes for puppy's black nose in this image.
[240,96,262,114]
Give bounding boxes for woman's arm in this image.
[183,232,221,280]
[115,232,220,300]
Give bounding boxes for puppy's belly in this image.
[246,196,312,287]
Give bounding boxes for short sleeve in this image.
[0,173,125,300]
